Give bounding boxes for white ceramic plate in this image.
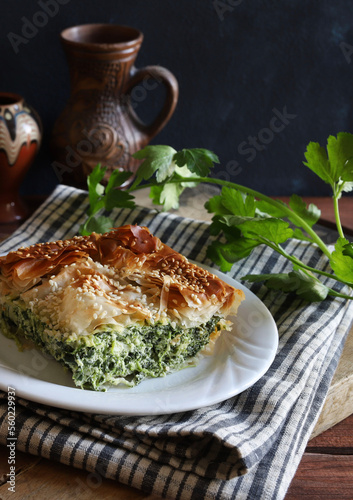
[0,266,278,415]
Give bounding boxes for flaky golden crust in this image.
[0,225,244,316]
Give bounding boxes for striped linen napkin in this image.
[1,184,352,500]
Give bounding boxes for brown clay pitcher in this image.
[0,92,42,223]
[50,24,179,189]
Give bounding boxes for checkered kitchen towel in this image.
[1,185,353,499]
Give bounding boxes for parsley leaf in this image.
[239,218,294,245]
[104,169,136,211]
[304,141,334,185]
[221,187,256,216]
[81,165,136,235]
[304,133,353,193]
[243,268,330,302]
[255,198,288,218]
[87,164,106,216]
[131,147,217,210]
[174,148,219,177]
[288,194,321,227]
[205,186,293,271]
[105,170,133,194]
[207,238,259,272]
[326,133,353,184]
[132,145,177,185]
[208,216,242,241]
[330,237,353,284]
[104,189,135,211]
[255,196,320,240]
[173,164,200,188]
[292,227,313,242]
[150,183,184,211]
[206,187,256,217]
[149,165,201,211]
[343,242,353,259]
[205,194,232,216]
[80,215,114,236]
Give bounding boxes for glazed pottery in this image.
[51,24,179,188]
[0,92,42,223]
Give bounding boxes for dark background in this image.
[2,0,353,197]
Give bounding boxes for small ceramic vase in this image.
[0,92,42,223]
[51,24,178,189]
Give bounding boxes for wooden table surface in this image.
[0,192,352,499]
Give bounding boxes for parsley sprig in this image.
[79,133,353,302]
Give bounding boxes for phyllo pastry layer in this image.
[0,225,244,390]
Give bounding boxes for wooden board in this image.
[285,454,353,499]
[311,323,353,439]
[286,414,353,498]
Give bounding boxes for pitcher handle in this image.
[125,65,179,140]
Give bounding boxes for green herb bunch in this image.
[79,133,353,303]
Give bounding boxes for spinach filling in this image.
[1,302,221,390]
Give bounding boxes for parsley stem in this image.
[257,239,353,297]
[132,176,333,260]
[262,240,352,287]
[333,195,345,239]
[203,178,332,258]
[327,289,353,300]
